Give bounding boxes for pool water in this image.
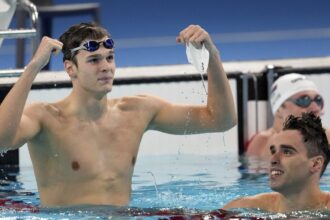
[1,153,330,219]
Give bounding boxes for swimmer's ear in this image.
[310,155,324,174]
[64,60,77,78]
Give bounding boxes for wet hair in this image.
[59,22,111,65]
[283,112,330,176]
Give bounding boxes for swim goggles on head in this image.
[288,95,324,109]
[70,38,114,54]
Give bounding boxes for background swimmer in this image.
[246,73,330,160]
[224,112,330,212]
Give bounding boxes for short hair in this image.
[59,22,111,65]
[283,112,330,176]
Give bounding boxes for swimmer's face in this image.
[268,130,312,193]
[66,37,116,94]
[281,91,323,118]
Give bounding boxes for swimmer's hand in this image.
[28,36,63,72]
[176,24,218,55]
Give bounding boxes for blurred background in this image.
[1,0,330,70]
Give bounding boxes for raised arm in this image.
[0,37,62,150]
[149,25,236,134]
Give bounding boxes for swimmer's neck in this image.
[60,92,110,120]
[277,188,326,212]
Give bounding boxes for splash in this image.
[147,171,159,197]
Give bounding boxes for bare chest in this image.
[29,110,149,181]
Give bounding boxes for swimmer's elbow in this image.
[224,113,237,130]
[214,112,237,132]
[206,106,237,131]
[0,142,15,152]
[0,136,11,148]
[0,135,22,151]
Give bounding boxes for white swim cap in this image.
[270,73,319,114]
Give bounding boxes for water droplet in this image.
[147,171,159,196]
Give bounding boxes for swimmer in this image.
[246,73,330,160]
[224,112,330,212]
[0,23,236,207]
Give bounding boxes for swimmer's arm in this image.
[147,96,232,134]
[0,102,43,150]
[175,25,236,132]
[203,43,237,131]
[147,64,236,134]
[149,26,236,134]
[0,37,61,150]
[0,62,41,150]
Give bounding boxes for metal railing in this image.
[0,0,38,76]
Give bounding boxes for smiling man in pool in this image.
[223,112,330,212]
[0,23,236,207]
[245,73,330,160]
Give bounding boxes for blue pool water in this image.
[1,153,330,219]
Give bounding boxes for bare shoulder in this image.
[246,129,274,156]
[24,101,66,122]
[252,129,274,141]
[115,94,169,111]
[223,192,278,211]
[24,102,51,117]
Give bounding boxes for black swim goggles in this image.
[287,95,324,109]
[70,38,114,54]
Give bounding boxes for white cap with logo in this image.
[270,73,319,115]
